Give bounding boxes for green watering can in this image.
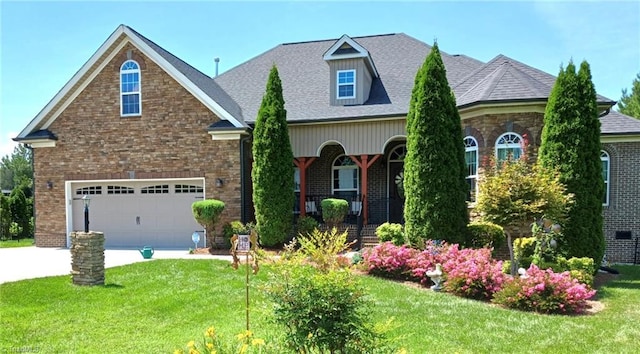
[139,246,154,259]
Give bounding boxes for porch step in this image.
[360,224,380,249]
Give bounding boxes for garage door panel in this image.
[71,180,204,249]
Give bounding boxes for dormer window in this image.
[337,70,356,99]
[120,60,141,116]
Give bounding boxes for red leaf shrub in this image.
[440,246,506,301]
[407,240,452,286]
[492,264,596,314]
[362,242,418,280]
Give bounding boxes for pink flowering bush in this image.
[440,246,506,301]
[364,242,504,300]
[363,242,418,280]
[492,264,596,314]
[407,240,452,286]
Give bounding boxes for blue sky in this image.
[1,1,639,158]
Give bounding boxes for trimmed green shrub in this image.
[538,60,604,265]
[295,215,318,237]
[191,199,225,236]
[375,222,406,246]
[403,42,469,245]
[557,256,596,286]
[466,221,506,250]
[320,198,349,227]
[514,237,536,262]
[252,65,295,247]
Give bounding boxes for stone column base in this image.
[70,231,105,286]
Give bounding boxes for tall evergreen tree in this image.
[618,72,640,119]
[538,61,604,264]
[252,66,294,247]
[403,42,469,245]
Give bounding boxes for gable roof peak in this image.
[16,24,247,141]
[322,34,379,78]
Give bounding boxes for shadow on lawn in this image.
[593,266,640,300]
[102,283,124,289]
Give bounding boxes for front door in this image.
[388,162,404,223]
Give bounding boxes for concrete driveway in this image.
[0,247,230,284]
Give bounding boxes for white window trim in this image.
[331,155,360,194]
[464,136,478,202]
[601,150,610,206]
[120,60,142,117]
[336,69,356,100]
[495,132,523,162]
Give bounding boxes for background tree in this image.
[0,144,33,191]
[476,153,572,275]
[403,42,468,245]
[9,188,31,240]
[252,66,294,247]
[0,195,11,240]
[538,61,604,264]
[617,72,640,119]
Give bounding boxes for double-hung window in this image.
[337,70,356,99]
[601,151,610,206]
[464,137,478,202]
[120,60,141,116]
[332,155,359,199]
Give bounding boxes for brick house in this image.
[15,25,640,262]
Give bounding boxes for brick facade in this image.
[296,112,638,263]
[602,142,640,263]
[33,43,242,247]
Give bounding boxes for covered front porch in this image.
[290,118,408,228]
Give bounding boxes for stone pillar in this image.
[70,231,105,286]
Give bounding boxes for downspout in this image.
[240,133,252,223]
[599,108,611,118]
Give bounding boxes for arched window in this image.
[332,155,359,199]
[120,60,141,116]
[388,145,406,161]
[601,151,610,206]
[464,136,478,202]
[495,132,522,163]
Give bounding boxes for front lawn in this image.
[1,260,639,353]
[0,238,34,248]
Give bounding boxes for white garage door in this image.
[71,179,204,249]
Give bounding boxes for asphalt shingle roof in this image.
[453,55,614,107]
[600,110,640,135]
[126,26,246,126]
[213,33,484,123]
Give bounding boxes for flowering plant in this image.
[407,240,451,286]
[440,246,506,301]
[174,326,266,354]
[492,264,596,314]
[363,242,418,280]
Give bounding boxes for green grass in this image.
[0,238,34,248]
[1,260,639,353]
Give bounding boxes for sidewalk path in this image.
[0,247,230,284]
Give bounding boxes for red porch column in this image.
[349,154,381,225]
[293,157,316,217]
